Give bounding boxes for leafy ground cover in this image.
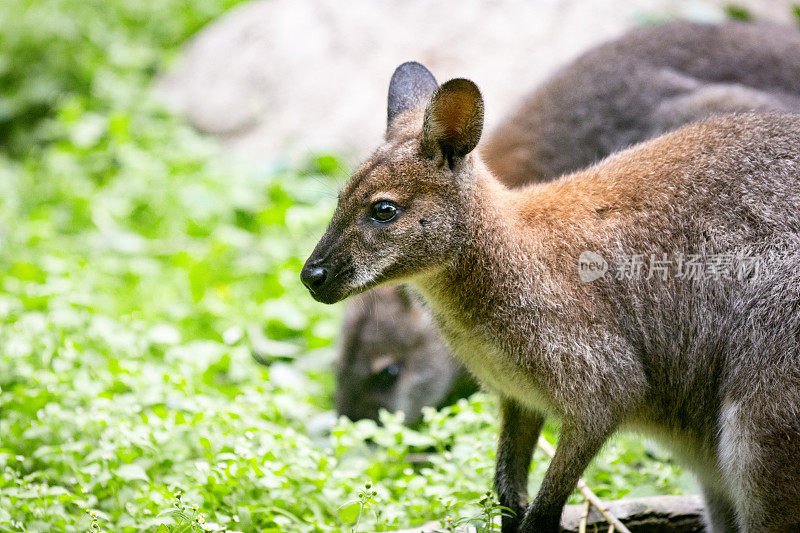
[0,1,693,531]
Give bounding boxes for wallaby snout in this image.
[300,261,328,293]
[301,220,360,304]
[300,256,339,304]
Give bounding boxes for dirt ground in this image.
[156,0,795,165]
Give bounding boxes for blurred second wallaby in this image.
[336,21,800,424]
[336,285,479,423]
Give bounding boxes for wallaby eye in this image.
[373,363,401,390]
[370,200,398,222]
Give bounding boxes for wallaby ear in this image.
[421,78,484,165]
[387,61,439,126]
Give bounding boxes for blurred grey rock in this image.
[156,0,794,163]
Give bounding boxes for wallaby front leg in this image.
[518,423,611,533]
[495,399,545,533]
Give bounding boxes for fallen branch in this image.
[393,495,704,532]
[578,499,590,533]
[392,437,705,533]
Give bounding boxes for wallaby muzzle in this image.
[301,229,354,304]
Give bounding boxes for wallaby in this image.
[304,21,800,533]
[336,284,478,423]
[336,20,800,427]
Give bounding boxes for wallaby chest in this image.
[420,292,561,416]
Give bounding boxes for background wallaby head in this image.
[301,69,486,304]
[333,20,800,424]
[335,284,477,423]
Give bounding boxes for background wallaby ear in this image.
[387,61,438,126]
[421,78,484,164]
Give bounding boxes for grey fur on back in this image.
[335,20,800,428]
[484,21,800,187]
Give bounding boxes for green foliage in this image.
[723,4,754,21]
[722,3,800,25]
[437,490,510,532]
[0,0,247,154]
[0,1,691,531]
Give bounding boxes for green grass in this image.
[0,1,693,531]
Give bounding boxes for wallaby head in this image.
[335,285,474,423]
[301,62,486,303]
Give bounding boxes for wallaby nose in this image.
[301,265,328,292]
